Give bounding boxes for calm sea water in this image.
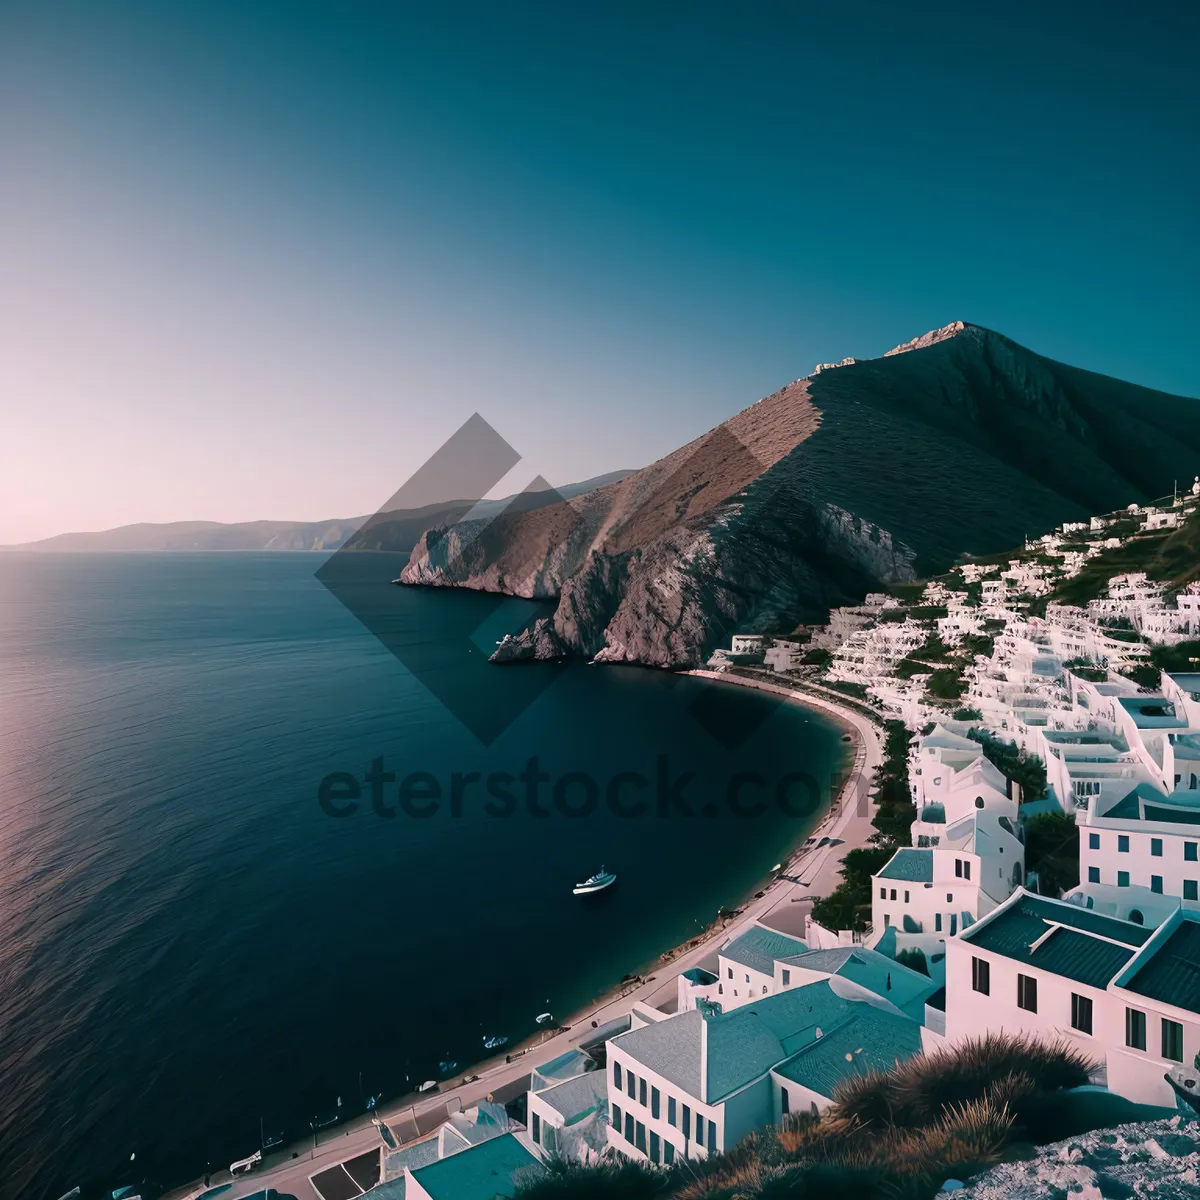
[0,553,847,1199]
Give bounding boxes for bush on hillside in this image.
[967,730,1047,802]
[1024,810,1080,895]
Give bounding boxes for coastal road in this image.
[192,674,883,1200]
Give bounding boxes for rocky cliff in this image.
[398,323,1200,667]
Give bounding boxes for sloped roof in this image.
[537,1070,607,1122]
[773,1007,923,1100]
[719,925,808,975]
[922,723,980,752]
[877,848,934,882]
[964,892,1151,989]
[1126,919,1200,1015]
[1103,782,1199,823]
[409,1133,544,1200]
[611,1008,703,1097]
[777,947,935,1018]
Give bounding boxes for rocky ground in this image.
[943,1117,1200,1199]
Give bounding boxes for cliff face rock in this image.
[399,323,1200,667]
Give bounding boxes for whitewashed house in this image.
[944,889,1200,1108]
[524,1050,608,1164]
[606,980,923,1164]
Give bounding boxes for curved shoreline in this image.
[186,671,884,1200]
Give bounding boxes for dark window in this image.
[727,967,733,979]
[1126,1008,1146,1050]
[972,956,990,995]
[650,1132,660,1163]
[890,889,896,901]
[782,969,790,985]
[612,1103,622,1135]
[781,1088,790,1114]
[1130,909,1145,925]
[1089,832,1100,850]
[1071,993,1093,1035]
[1152,838,1163,857]
[1187,842,1198,862]
[1163,1019,1185,1062]
[964,860,971,880]
[613,1062,622,1090]
[935,913,942,932]
[947,893,954,902]
[624,1112,634,1143]
[1017,973,1038,1013]
[1088,866,1100,883]
[651,1086,660,1119]
[639,1077,647,1107]
[695,1114,704,1145]
[1186,880,1198,901]
[1118,835,1130,853]
[1118,871,1130,888]
[955,860,963,878]
[904,890,910,902]
[1152,875,1164,894]
[708,1121,717,1153]
[682,1105,691,1140]
[532,1112,541,1144]
[636,1121,646,1152]
[668,1096,676,1127]
[879,887,886,899]
[627,1071,635,1100]
[664,1142,675,1165]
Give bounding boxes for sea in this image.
[0,552,849,1199]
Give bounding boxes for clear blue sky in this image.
[2,0,1197,541]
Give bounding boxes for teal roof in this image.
[778,947,936,1019]
[1119,696,1188,729]
[612,1009,703,1097]
[774,1007,923,1100]
[409,1133,544,1200]
[720,925,808,975]
[965,893,1151,989]
[920,803,946,824]
[705,981,886,1102]
[1103,783,1200,824]
[877,848,934,882]
[1127,919,1200,1015]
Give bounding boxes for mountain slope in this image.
[397,322,1200,668]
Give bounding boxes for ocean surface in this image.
[0,553,849,1200]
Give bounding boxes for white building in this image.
[524,1049,609,1164]
[944,889,1200,1108]
[606,979,923,1164]
[373,1132,543,1200]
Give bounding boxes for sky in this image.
[1,0,1197,543]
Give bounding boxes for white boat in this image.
[482,1034,508,1050]
[230,1149,262,1176]
[418,1079,439,1093]
[573,867,616,896]
[535,1012,553,1025]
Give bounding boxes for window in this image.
[624,1112,634,1143]
[1118,835,1130,853]
[1163,1019,1185,1063]
[964,860,971,880]
[1071,993,1093,1035]
[612,1104,622,1136]
[695,1115,704,1145]
[708,1122,717,1153]
[890,889,896,901]
[1151,875,1164,894]
[727,967,733,979]
[1186,880,1198,901]
[627,1071,635,1099]
[947,893,954,902]
[1017,973,1038,1013]
[744,974,750,983]
[668,1096,677,1127]
[651,1086,660,1119]
[1089,832,1100,850]
[762,985,768,994]
[639,1078,647,1107]
[955,859,962,878]
[532,1112,541,1144]
[935,913,942,932]
[782,969,790,986]
[972,956,991,995]
[664,1142,675,1165]
[884,913,891,928]
[1118,871,1130,888]
[879,887,886,900]
[614,1062,622,1090]
[650,1132,660,1163]
[1187,842,1198,862]
[904,890,910,902]
[636,1121,646,1152]
[1126,1008,1146,1051]
[1152,838,1163,857]
[781,1088,790,1114]
[682,1105,691,1140]
[1088,866,1100,883]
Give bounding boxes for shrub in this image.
[516,1157,671,1199]
[1024,810,1080,895]
[895,947,929,976]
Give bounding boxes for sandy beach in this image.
[187,670,884,1200]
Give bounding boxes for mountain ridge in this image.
[396,322,1200,668]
